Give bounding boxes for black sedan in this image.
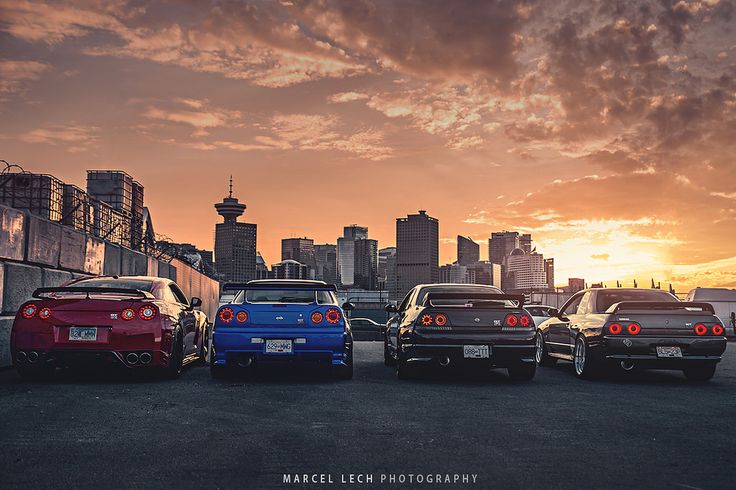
[384,284,537,381]
[349,317,383,341]
[535,288,727,381]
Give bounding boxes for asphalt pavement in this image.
[1,342,735,489]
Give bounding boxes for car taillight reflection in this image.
[219,307,234,323]
[38,307,52,319]
[608,323,622,335]
[627,323,641,335]
[22,304,38,319]
[326,308,341,324]
[694,324,708,336]
[121,308,136,321]
[139,305,157,321]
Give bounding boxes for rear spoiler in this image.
[222,283,338,292]
[32,287,155,300]
[423,293,525,308]
[608,301,715,314]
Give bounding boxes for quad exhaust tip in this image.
[139,352,152,364]
[16,351,27,363]
[27,351,39,363]
[126,352,139,365]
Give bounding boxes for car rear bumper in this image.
[402,334,535,368]
[212,329,350,368]
[12,348,166,370]
[602,335,726,365]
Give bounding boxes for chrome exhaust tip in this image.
[620,360,635,371]
[126,352,139,365]
[139,352,152,364]
[237,356,253,368]
[27,351,39,363]
[439,357,451,367]
[16,351,27,363]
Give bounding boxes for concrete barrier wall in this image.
[0,204,220,368]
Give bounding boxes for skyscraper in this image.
[488,231,519,266]
[214,177,257,283]
[354,237,378,290]
[519,233,533,254]
[506,248,547,291]
[544,258,555,290]
[396,210,439,298]
[457,235,480,266]
[337,224,375,289]
[314,244,337,284]
[281,237,316,269]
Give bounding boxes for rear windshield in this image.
[72,278,154,291]
[417,286,513,307]
[597,290,678,313]
[527,307,552,317]
[242,289,336,305]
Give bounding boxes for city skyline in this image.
[1,1,734,290]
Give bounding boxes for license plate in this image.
[463,345,490,358]
[69,327,97,342]
[656,346,682,358]
[265,339,293,354]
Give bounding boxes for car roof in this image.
[73,275,169,285]
[687,288,736,301]
[247,279,329,286]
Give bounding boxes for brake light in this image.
[434,313,448,326]
[236,311,248,323]
[38,307,52,319]
[694,324,707,336]
[608,323,622,335]
[311,311,323,324]
[519,315,531,327]
[326,308,341,324]
[139,305,158,321]
[712,324,724,336]
[21,304,37,319]
[219,307,234,323]
[627,323,641,335]
[121,308,136,321]
[420,314,433,326]
[504,314,518,327]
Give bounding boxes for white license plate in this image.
[265,339,293,354]
[656,346,682,358]
[69,327,97,341]
[463,345,490,359]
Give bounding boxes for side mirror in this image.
[385,303,398,313]
[342,302,355,311]
[190,297,202,309]
[548,308,559,318]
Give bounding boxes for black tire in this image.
[196,326,209,366]
[683,364,717,382]
[508,362,536,381]
[573,336,599,380]
[333,346,354,380]
[535,331,557,367]
[163,331,184,380]
[384,335,396,367]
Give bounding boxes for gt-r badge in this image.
[493,319,501,326]
[110,313,118,319]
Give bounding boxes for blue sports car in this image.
[210,280,354,379]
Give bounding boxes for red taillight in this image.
[311,312,323,324]
[712,324,724,336]
[219,307,234,323]
[420,314,433,326]
[139,305,158,321]
[519,315,531,327]
[121,308,136,321]
[38,307,51,319]
[236,311,248,323]
[627,323,641,335]
[504,314,518,327]
[21,304,37,319]
[694,324,708,336]
[608,323,622,335]
[326,308,341,324]
[434,313,448,326]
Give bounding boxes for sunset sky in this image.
[1,0,735,291]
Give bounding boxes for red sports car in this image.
[11,276,209,380]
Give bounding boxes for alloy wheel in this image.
[574,338,586,376]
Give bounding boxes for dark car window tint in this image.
[596,290,678,313]
[561,293,583,315]
[527,307,550,317]
[416,286,504,307]
[73,278,153,291]
[398,291,413,312]
[169,284,189,305]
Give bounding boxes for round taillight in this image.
[694,324,708,336]
[627,323,641,335]
[139,305,157,321]
[39,308,51,319]
[504,314,518,327]
[121,308,136,321]
[326,308,341,324]
[519,315,531,327]
[311,312,323,324]
[236,311,248,323]
[712,324,724,336]
[22,304,38,319]
[420,314,433,326]
[219,307,234,323]
[608,323,622,335]
[434,313,448,326]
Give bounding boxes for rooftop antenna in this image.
[228,175,233,198]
